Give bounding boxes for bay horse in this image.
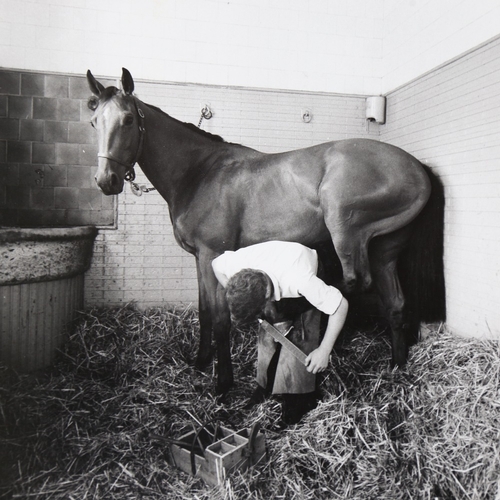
[87,68,445,395]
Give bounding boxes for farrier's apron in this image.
[256,308,321,394]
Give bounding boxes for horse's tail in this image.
[398,164,446,339]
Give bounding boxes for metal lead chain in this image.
[129,181,156,197]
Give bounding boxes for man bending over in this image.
[212,240,348,425]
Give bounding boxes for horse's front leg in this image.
[198,253,233,395]
[194,259,214,371]
[213,282,233,394]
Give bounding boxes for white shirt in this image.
[212,241,343,316]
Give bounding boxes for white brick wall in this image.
[85,79,379,309]
[2,0,499,95]
[382,0,500,92]
[381,36,500,339]
[0,0,384,95]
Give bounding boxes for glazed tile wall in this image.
[381,36,500,339]
[0,69,115,227]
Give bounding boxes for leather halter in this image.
[97,97,145,182]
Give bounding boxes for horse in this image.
[87,68,445,395]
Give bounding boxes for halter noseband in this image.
[97,97,145,182]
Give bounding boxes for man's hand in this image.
[304,297,348,374]
[305,346,330,374]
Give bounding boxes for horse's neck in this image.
[138,103,219,206]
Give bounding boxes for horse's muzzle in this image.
[95,171,124,195]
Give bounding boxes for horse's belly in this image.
[240,205,329,247]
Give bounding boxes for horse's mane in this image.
[145,103,226,143]
[88,89,225,143]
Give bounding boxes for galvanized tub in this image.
[0,226,97,372]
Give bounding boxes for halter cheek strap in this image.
[97,98,145,181]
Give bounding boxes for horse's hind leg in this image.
[327,225,373,294]
[322,201,373,293]
[370,230,412,366]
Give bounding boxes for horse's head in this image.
[87,68,144,195]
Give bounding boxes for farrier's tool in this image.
[258,319,308,366]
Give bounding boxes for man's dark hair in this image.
[225,269,269,326]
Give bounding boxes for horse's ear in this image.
[121,68,134,95]
[86,70,105,96]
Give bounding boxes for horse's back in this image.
[174,138,431,252]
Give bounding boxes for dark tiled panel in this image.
[33,97,57,120]
[34,98,80,122]
[70,76,92,99]
[45,120,68,142]
[0,96,7,116]
[45,75,69,98]
[43,165,67,187]
[78,188,102,209]
[69,121,94,144]
[32,142,55,164]
[21,73,44,97]
[54,186,80,209]
[18,165,42,186]
[7,141,31,163]
[79,143,98,166]
[101,194,115,210]
[6,186,30,208]
[92,209,115,226]
[0,118,19,140]
[0,71,20,95]
[68,165,93,188]
[40,208,67,226]
[0,164,19,185]
[3,69,114,227]
[67,209,92,225]
[8,96,32,119]
[16,208,44,226]
[30,187,54,209]
[0,208,18,225]
[21,119,44,141]
[55,143,80,165]
[57,99,80,121]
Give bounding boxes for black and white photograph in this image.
[1,1,499,498]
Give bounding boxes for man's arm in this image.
[304,296,348,374]
[211,256,229,288]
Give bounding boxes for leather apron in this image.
[256,308,321,394]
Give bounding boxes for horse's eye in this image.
[124,115,134,126]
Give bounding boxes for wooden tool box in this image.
[169,423,266,486]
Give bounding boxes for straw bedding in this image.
[1,305,499,499]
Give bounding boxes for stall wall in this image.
[381,36,500,339]
[85,81,379,307]
[382,0,500,92]
[1,0,499,95]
